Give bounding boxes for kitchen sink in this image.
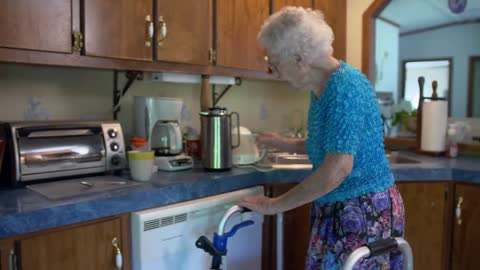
[269,153,311,164]
[264,151,420,169]
[265,153,312,169]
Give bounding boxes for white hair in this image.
[258,7,334,64]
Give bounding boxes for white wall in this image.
[374,18,400,102]
[346,0,375,69]
[0,64,309,140]
[400,23,480,117]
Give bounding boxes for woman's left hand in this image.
[237,195,281,215]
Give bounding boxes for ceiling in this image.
[380,0,480,33]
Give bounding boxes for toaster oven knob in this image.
[108,128,118,138]
[110,142,120,151]
[111,155,122,166]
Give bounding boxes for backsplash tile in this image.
[0,64,309,140]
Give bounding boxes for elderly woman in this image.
[238,7,405,270]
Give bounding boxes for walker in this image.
[195,205,255,270]
[196,205,413,270]
[341,237,413,270]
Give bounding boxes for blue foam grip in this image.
[213,220,255,253]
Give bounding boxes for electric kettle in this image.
[199,107,240,171]
[232,126,262,165]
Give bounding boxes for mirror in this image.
[372,0,480,118]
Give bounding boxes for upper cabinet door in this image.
[314,0,346,60]
[156,0,212,65]
[83,0,153,61]
[273,0,313,11]
[0,0,72,53]
[216,0,269,71]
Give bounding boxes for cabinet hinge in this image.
[208,48,216,64]
[72,31,84,51]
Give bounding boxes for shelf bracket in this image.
[113,70,143,119]
[212,78,242,106]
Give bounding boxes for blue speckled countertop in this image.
[0,153,479,238]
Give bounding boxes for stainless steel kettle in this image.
[199,107,240,171]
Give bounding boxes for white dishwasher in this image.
[131,186,264,270]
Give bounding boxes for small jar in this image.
[185,134,201,159]
[130,137,148,151]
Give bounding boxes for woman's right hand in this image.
[255,132,284,150]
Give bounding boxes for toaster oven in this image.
[0,121,127,184]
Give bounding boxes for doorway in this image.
[402,58,452,111]
[468,56,480,117]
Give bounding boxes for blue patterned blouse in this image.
[306,61,394,204]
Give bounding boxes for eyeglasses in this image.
[264,55,281,78]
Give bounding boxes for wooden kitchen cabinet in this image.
[0,0,72,53]
[83,0,212,65]
[451,183,480,270]
[0,239,14,270]
[263,184,311,270]
[273,0,313,11]
[156,0,212,65]
[215,0,270,71]
[0,0,348,78]
[83,0,154,61]
[313,0,347,60]
[396,182,451,270]
[4,214,131,270]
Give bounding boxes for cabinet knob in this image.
[112,238,123,270]
[456,196,463,225]
[158,16,168,46]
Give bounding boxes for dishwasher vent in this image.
[143,213,188,231]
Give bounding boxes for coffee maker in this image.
[134,96,193,171]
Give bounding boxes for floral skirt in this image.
[306,185,405,270]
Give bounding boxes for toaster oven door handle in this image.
[29,153,103,162]
[21,151,105,165]
[26,129,95,138]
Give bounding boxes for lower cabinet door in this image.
[0,239,15,270]
[263,184,311,270]
[452,183,480,270]
[16,216,129,270]
[396,182,449,270]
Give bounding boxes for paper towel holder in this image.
[416,77,448,156]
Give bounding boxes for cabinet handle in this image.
[157,16,167,46]
[145,15,154,47]
[9,249,17,270]
[456,196,463,225]
[112,238,123,270]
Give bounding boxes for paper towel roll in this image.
[421,100,448,152]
